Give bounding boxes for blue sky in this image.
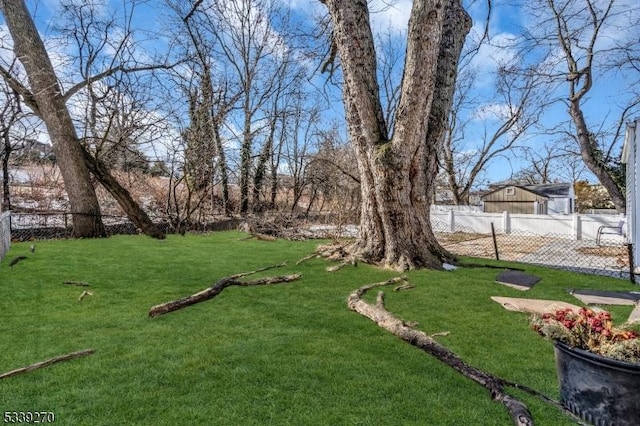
[5,0,640,189]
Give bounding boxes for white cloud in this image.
[369,0,412,34]
[472,103,511,121]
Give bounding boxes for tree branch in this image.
[347,277,534,425]
[0,64,39,116]
[63,62,180,102]
[148,262,300,317]
[0,349,95,380]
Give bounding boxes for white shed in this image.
[622,118,640,271]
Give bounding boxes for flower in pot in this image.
[531,307,640,363]
[531,307,640,426]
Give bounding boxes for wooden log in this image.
[0,349,95,380]
[148,262,300,318]
[347,277,533,426]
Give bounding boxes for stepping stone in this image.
[495,270,541,291]
[628,304,640,325]
[491,296,581,315]
[568,289,640,306]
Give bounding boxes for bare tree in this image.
[164,0,240,224]
[442,61,544,205]
[0,77,33,212]
[0,0,106,237]
[519,0,640,213]
[281,97,322,213]
[0,0,168,237]
[512,139,587,185]
[305,128,361,218]
[321,0,471,270]
[58,0,168,238]
[201,0,301,214]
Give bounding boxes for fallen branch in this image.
[254,232,277,241]
[9,256,27,267]
[394,283,414,291]
[239,233,278,242]
[64,281,91,287]
[78,291,93,302]
[326,261,349,272]
[0,349,95,380]
[347,277,533,426]
[296,252,319,265]
[148,262,300,318]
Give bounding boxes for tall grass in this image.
[1,232,635,425]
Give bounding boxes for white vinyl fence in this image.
[0,211,10,261]
[430,210,625,241]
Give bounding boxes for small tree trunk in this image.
[252,132,273,211]
[80,146,165,239]
[570,102,626,213]
[213,122,231,216]
[1,129,11,212]
[239,102,252,214]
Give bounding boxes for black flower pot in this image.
[554,341,640,426]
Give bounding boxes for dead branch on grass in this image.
[148,262,301,318]
[347,277,535,425]
[9,256,27,267]
[64,281,91,287]
[0,349,95,380]
[296,252,319,265]
[78,291,93,302]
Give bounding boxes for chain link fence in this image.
[7,211,244,241]
[432,218,633,281]
[8,212,148,241]
[4,210,636,282]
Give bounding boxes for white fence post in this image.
[448,210,455,232]
[0,211,10,261]
[502,211,510,234]
[572,213,582,240]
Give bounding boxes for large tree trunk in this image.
[323,0,471,270]
[0,0,106,238]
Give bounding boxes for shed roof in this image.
[522,183,572,198]
[483,182,572,199]
[481,185,548,200]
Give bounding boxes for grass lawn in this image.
[1,231,637,425]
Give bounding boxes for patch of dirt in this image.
[436,232,489,245]
[440,234,557,262]
[576,245,626,258]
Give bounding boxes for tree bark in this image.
[0,0,106,238]
[347,278,534,426]
[80,146,165,239]
[570,102,626,213]
[1,127,11,212]
[323,0,471,270]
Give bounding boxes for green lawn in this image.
[0,232,636,425]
